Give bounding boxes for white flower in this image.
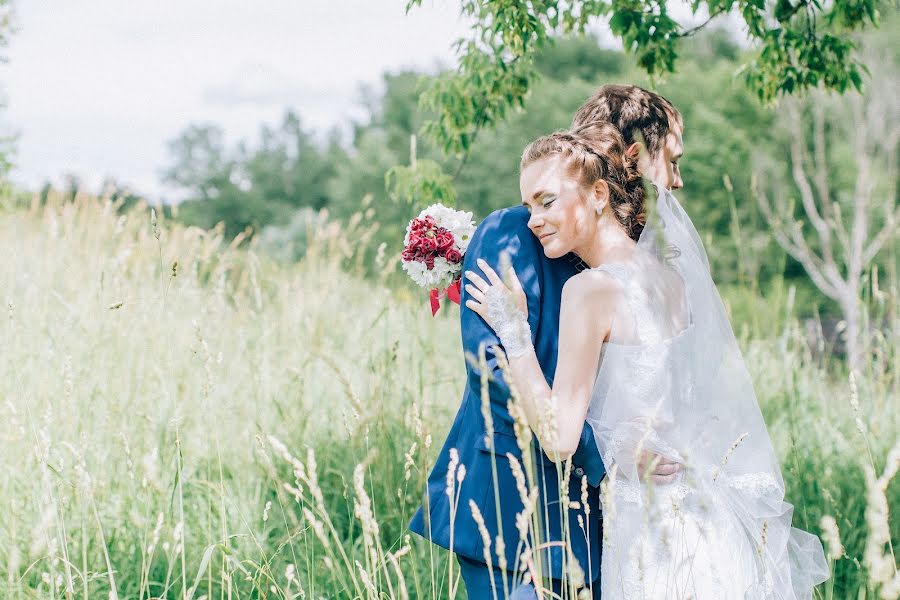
[401,203,477,290]
[401,255,458,289]
[404,204,476,246]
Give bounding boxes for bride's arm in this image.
[466,259,613,460]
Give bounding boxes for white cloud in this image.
[201,63,352,109]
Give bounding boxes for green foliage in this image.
[740,29,864,100]
[396,0,883,240]
[385,135,458,210]
[412,0,880,144]
[533,36,627,79]
[411,1,607,158]
[159,21,896,322]
[163,112,344,238]
[418,51,535,157]
[607,0,680,75]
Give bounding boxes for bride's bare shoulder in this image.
[561,269,622,309]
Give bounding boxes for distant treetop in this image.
[405,0,881,157]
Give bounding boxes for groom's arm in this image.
[569,422,605,487]
[461,208,605,486]
[460,208,539,412]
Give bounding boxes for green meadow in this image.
[0,193,896,598]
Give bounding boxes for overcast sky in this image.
[3,1,470,202]
[4,1,724,204]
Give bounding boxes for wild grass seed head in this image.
[819,515,844,561]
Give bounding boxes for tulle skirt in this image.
[599,476,828,599]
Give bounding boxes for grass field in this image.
[1,193,897,598]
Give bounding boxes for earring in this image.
[595,203,603,216]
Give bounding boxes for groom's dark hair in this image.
[571,84,682,158]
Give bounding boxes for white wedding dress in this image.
[585,187,828,599]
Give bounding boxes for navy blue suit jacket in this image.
[409,205,606,582]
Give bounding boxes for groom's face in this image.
[520,155,597,259]
[643,122,684,190]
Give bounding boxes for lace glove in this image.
[485,287,532,357]
[464,258,532,358]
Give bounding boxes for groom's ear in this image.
[625,142,641,159]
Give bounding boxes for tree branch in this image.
[811,102,847,253]
[676,12,721,38]
[863,204,899,265]
[868,139,900,265]
[848,98,875,280]
[756,177,841,300]
[787,101,844,292]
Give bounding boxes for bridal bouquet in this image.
[401,203,476,315]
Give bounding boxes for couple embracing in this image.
[409,85,828,599]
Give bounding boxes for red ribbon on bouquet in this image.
[429,279,462,316]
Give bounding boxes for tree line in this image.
[159,25,893,318]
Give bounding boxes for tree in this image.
[163,113,345,238]
[321,35,799,289]
[236,111,342,211]
[406,0,881,162]
[161,124,232,201]
[756,38,897,370]
[651,29,781,284]
[387,2,890,366]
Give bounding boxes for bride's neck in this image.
[577,218,635,268]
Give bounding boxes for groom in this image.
[410,84,686,598]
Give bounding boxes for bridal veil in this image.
[584,185,829,599]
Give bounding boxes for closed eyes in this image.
[524,194,556,213]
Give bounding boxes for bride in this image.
[463,122,828,598]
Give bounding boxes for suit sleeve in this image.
[571,421,605,487]
[460,210,540,414]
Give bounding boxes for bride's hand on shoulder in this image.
[464,257,528,333]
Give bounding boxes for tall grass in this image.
[0,192,896,598]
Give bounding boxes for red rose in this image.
[445,248,462,263]
[401,248,415,261]
[423,237,438,252]
[425,256,435,270]
[435,231,454,251]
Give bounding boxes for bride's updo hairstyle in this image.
[521,122,646,241]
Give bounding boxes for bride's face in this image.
[520,155,599,259]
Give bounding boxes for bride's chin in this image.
[542,246,566,259]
